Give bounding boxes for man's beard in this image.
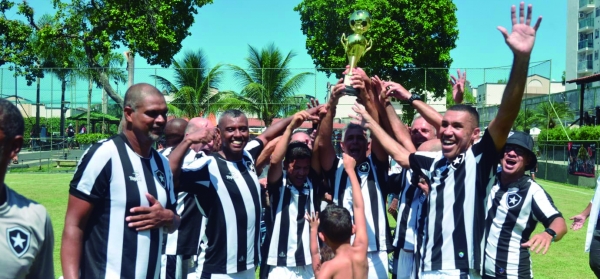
[148,132,161,142]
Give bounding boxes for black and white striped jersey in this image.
[409,130,499,272]
[69,134,176,279]
[266,170,320,267]
[160,147,206,257]
[179,140,264,274]
[324,155,392,252]
[483,176,562,278]
[389,168,426,252]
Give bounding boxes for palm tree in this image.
[532,102,574,129]
[33,14,80,137]
[226,43,313,126]
[151,49,224,118]
[513,108,537,133]
[75,52,126,131]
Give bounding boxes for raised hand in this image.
[329,78,346,105]
[349,102,374,129]
[342,152,357,170]
[569,214,587,231]
[450,69,466,104]
[185,127,215,145]
[290,111,319,130]
[384,81,411,101]
[497,2,542,57]
[304,211,320,228]
[371,75,389,104]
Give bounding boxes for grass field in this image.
[4,173,597,278]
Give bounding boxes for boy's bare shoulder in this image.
[317,255,352,279]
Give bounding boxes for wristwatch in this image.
[545,228,557,242]
[408,94,422,104]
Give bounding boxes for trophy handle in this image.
[365,38,373,53]
[340,33,348,49]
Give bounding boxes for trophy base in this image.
[344,85,358,96]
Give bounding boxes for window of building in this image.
[595,50,598,60]
[596,29,599,39]
[596,7,600,17]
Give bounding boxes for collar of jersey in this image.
[498,175,531,190]
[118,133,152,159]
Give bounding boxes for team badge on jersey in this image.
[506,193,522,208]
[450,154,465,169]
[7,227,30,258]
[357,162,370,174]
[154,170,167,189]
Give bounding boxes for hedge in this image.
[538,126,600,145]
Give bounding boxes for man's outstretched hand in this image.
[497,2,542,58]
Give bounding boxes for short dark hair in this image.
[285,141,311,162]
[0,99,24,140]
[319,204,353,244]
[292,129,310,136]
[218,109,246,127]
[448,104,479,127]
[123,83,162,110]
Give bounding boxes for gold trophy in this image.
[341,10,373,96]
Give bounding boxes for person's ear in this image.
[351,224,356,235]
[318,232,325,242]
[124,106,135,123]
[8,136,23,160]
[471,127,481,143]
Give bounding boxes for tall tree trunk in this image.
[88,77,92,132]
[60,79,66,137]
[97,72,123,108]
[102,87,107,134]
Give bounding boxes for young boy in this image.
[305,153,368,279]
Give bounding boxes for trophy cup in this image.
[340,10,373,96]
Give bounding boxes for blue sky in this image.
[1,0,566,107]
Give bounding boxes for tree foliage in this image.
[1,0,213,108]
[225,44,313,126]
[513,101,574,132]
[152,49,225,118]
[294,0,458,102]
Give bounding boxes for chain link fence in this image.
[0,61,554,172]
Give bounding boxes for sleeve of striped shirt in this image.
[69,143,112,203]
[244,139,265,162]
[409,152,436,180]
[531,184,562,227]
[179,157,212,195]
[471,129,500,183]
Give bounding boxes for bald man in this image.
[62,83,180,279]
[163,118,188,149]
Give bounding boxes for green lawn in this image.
[4,174,598,278]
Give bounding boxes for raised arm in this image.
[488,2,542,151]
[342,154,367,252]
[386,82,443,133]
[268,111,316,184]
[169,128,214,188]
[351,102,412,168]
[352,68,387,163]
[311,102,328,175]
[306,212,323,276]
[255,136,281,176]
[319,79,345,172]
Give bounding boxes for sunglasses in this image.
[504,144,526,155]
